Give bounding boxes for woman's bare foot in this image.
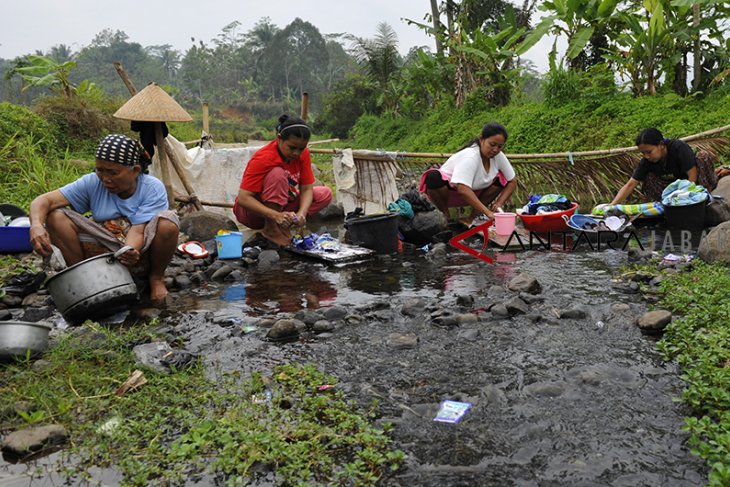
[262,221,292,247]
[149,278,169,306]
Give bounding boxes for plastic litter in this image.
[178,241,209,259]
[252,390,273,404]
[434,400,472,424]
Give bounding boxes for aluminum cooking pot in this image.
[46,246,138,325]
[0,321,52,361]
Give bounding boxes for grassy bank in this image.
[0,323,404,485]
[631,260,730,486]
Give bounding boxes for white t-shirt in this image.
[440,145,515,190]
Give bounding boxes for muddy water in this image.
[172,229,705,486]
[1,225,707,486]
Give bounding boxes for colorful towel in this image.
[592,202,665,217]
[661,179,709,207]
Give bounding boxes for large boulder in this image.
[179,210,238,242]
[698,221,730,264]
[705,199,730,226]
[712,176,730,200]
[398,211,448,245]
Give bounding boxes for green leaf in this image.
[515,15,557,55]
[566,26,595,59]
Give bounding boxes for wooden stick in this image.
[309,124,730,161]
[154,122,175,209]
[300,92,309,121]
[113,62,137,95]
[202,102,209,134]
[164,142,203,211]
[175,195,233,208]
[308,138,340,146]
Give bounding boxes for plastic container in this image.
[520,202,578,233]
[215,231,243,259]
[494,212,517,236]
[345,213,399,254]
[664,200,706,230]
[0,226,32,253]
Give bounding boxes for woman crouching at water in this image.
[233,115,333,247]
[419,122,518,225]
[609,127,718,204]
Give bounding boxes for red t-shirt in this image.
[239,140,315,193]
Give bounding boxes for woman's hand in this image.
[29,224,53,257]
[294,212,307,228]
[273,211,297,227]
[117,247,141,267]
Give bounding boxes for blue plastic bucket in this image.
[215,232,242,259]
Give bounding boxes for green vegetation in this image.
[628,260,730,486]
[0,324,404,485]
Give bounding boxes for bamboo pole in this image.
[164,143,203,211]
[175,196,233,208]
[113,62,137,95]
[309,124,730,162]
[202,102,209,134]
[300,92,309,121]
[154,123,175,209]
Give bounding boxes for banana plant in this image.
[9,55,79,97]
[528,0,621,66]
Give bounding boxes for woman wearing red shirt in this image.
[234,115,332,246]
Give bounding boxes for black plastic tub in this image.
[664,200,707,230]
[344,213,399,254]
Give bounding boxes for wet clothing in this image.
[233,166,332,229]
[639,149,718,202]
[60,172,168,225]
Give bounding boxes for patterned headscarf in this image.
[95,134,141,166]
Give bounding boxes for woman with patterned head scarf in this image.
[29,134,180,304]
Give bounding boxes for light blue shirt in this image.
[59,172,168,225]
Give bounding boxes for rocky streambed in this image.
[0,223,707,486]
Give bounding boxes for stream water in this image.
[1,224,708,486]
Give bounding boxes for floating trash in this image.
[434,400,472,424]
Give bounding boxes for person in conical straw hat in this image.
[29,134,180,304]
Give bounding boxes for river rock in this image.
[174,274,192,289]
[21,293,52,307]
[505,297,529,315]
[627,248,654,263]
[294,309,322,325]
[179,211,238,242]
[313,320,335,333]
[490,303,510,318]
[456,294,475,307]
[0,309,11,320]
[210,265,233,281]
[386,333,419,349]
[457,313,479,324]
[1,424,68,456]
[266,319,299,340]
[705,200,730,226]
[712,175,730,200]
[698,221,730,265]
[399,211,448,246]
[21,306,53,322]
[507,274,542,294]
[401,298,427,316]
[559,308,588,320]
[133,341,174,373]
[2,294,22,307]
[637,310,672,331]
[322,306,348,321]
[258,250,280,266]
[457,328,480,341]
[316,202,345,219]
[519,292,544,304]
[487,285,506,297]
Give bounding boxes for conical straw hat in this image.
[114,82,192,122]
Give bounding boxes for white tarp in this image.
[153,138,401,219]
[151,136,260,218]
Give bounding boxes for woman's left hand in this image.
[294,213,307,228]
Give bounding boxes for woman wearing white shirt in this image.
[419,122,518,224]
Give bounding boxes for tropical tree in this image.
[8,55,79,97]
[347,22,402,111]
